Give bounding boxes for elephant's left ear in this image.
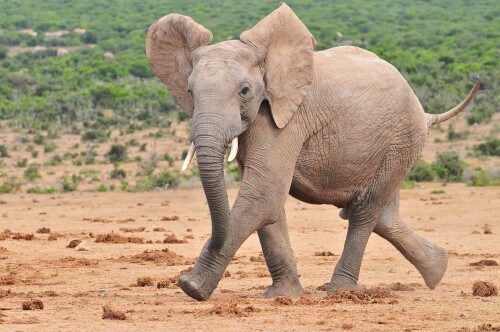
[240,3,317,128]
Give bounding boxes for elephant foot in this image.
[264,280,304,298]
[178,273,214,301]
[415,244,448,289]
[327,274,359,295]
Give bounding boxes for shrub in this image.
[401,180,416,189]
[46,155,62,166]
[16,158,28,168]
[432,151,465,182]
[473,138,500,157]
[27,187,57,194]
[0,177,21,193]
[163,153,174,166]
[447,125,469,141]
[62,175,81,192]
[407,158,434,182]
[110,164,126,179]
[44,142,56,153]
[106,144,127,163]
[0,145,9,158]
[463,167,500,187]
[81,129,109,142]
[31,150,39,158]
[226,164,241,182]
[33,134,45,145]
[24,163,41,180]
[97,184,109,192]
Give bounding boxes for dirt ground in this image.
[0,183,498,331]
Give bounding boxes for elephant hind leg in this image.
[257,210,304,298]
[374,193,448,289]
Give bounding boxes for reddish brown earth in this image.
[0,183,498,331]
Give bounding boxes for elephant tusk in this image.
[227,137,238,162]
[181,142,196,172]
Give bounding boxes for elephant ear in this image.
[146,14,213,117]
[240,4,317,128]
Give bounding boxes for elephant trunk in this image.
[193,116,232,251]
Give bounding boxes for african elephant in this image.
[146,4,480,301]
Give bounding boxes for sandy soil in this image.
[0,183,498,331]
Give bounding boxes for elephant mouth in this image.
[181,136,239,172]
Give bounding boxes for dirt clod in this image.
[48,233,58,241]
[153,227,166,232]
[12,233,35,240]
[36,227,50,234]
[95,232,143,244]
[315,251,336,256]
[389,282,415,291]
[274,296,293,306]
[119,227,145,233]
[136,277,154,287]
[0,247,7,253]
[161,216,179,221]
[472,281,498,297]
[163,234,186,244]
[67,239,82,248]
[295,296,319,305]
[469,260,498,267]
[322,287,394,304]
[102,305,126,320]
[156,279,171,289]
[206,300,260,317]
[121,248,193,266]
[22,299,44,310]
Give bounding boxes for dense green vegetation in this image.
[0,0,498,130]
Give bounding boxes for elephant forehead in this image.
[192,40,256,65]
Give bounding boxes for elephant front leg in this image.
[258,210,304,298]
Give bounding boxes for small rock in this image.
[472,281,498,297]
[22,299,44,310]
[67,239,82,248]
[102,305,126,320]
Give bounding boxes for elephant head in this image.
[146,4,317,250]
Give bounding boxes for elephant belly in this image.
[289,121,393,207]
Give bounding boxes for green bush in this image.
[0,145,9,158]
[44,142,56,153]
[432,151,466,182]
[463,167,500,186]
[110,164,126,179]
[16,158,28,168]
[24,163,41,180]
[62,175,81,192]
[407,158,434,182]
[97,184,109,192]
[473,138,500,157]
[46,155,62,166]
[447,125,469,141]
[226,164,241,182]
[0,177,21,193]
[27,187,57,194]
[81,129,109,142]
[106,144,127,163]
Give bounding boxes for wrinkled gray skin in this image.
[146,5,480,301]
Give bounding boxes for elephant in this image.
[146,4,480,301]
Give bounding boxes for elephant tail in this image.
[426,76,482,127]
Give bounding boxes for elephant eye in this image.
[239,86,250,97]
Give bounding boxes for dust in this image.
[322,287,395,304]
[102,305,126,320]
[120,248,193,265]
[469,260,498,267]
[95,232,143,244]
[472,281,498,297]
[22,299,44,310]
[388,282,415,291]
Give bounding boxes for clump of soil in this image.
[36,227,50,234]
[483,224,493,234]
[121,249,193,266]
[136,276,154,287]
[67,239,82,248]
[469,260,498,267]
[0,247,8,253]
[102,305,126,320]
[22,299,44,310]
[472,281,498,297]
[163,234,187,244]
[322,287,394,304]
[274,296,293,305]
[119,227,145,233]
[0,272,21,285]
[51,257,99,268]
[84,217,113,223]
[389,282,415,291]
[48,233,58,241]
[316,283,329,291]
[95,232,143,244]
[11,233,35,240]
[153,227,166,232]
[315,251,336,257]
[0,311,5,323]
[161,216,179,221]
[249,255,265,262]
[295,296,319,305]
[206,300,260,317]
[0,233,7,241]
[156,279,171,289]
